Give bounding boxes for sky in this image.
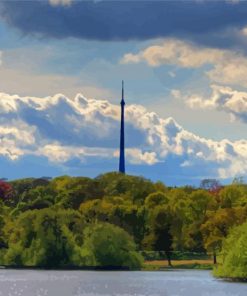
[0,0,247,185]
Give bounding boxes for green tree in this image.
[82,223,143,269]
[79,200,147,247]
[4,209,86,267]
[167,188,191,251]
[200,208,246,264]
[96,172,155,204]
[214,221,247,280]
[144,206,173,266]
[51,176,104,209]
[219,185,245,208]
[183,190,217,251]
[11,186,55,215]
[145,191,169,208]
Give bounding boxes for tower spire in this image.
[119,80,125,174]
[121,80,124,103]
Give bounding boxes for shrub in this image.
[213,221,247,280]
[82,223,143,269]
[4,209,87,267]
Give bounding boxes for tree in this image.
[51,176,104,209]
[219,185,244,208]
[154,181,168,193]
[96,172,155,205]
[144,206,173,266]
[11,186,55,215]
[167,188,191,251]
[179,189,217,251]
[111,204,147,247]
[214,221,247,279]
[4,209,86,267]
[79,199,147,248]
[189,190,217,219]
[0,180,13,200]
[200,179,222,196]
[79,199,112,223]
[200,208,244,264]
[0,214,7,249]
[82,223,143,269]
[232,176,245,185]
[145,191,169,208]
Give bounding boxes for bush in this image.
[4,209,87,267]
[82,223,143,269]
[213,221,247,280]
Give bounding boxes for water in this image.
[0,269,246,296]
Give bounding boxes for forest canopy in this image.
[0,173,246,276]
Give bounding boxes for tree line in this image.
[0,173,246,278]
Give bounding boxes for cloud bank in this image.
[121,38,247,87]
[187,85,247,124]
[0,91,246,181]
[1,0,247,46]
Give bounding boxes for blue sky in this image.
[0,0,247,185]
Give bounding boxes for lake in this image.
[0,269,246,296]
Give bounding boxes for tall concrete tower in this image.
[119,80,125,174]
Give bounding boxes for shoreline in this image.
[1,265,246,282]
[143,259,213,271]
[0,259,213,271]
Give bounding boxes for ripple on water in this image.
[0,270,245,296]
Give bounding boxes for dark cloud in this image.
[1,0,247,46]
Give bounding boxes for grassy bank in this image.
[0,259,213,271]
[143,259,213,270]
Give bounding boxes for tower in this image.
[119,80,125,174]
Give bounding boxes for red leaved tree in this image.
[0,180,13,200]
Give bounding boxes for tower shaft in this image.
[119,81,125,174]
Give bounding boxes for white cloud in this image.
[49,0,73,6]
[171,89,181,99]
[37,144,115,163]
[241,26,247,36]
[121,38,247,87]
[114,149,159,165]
[121,39,224,68]
[187,85,247,124]
[0,51,2,66]
[130,150,159,165]
[0,91,246,178]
